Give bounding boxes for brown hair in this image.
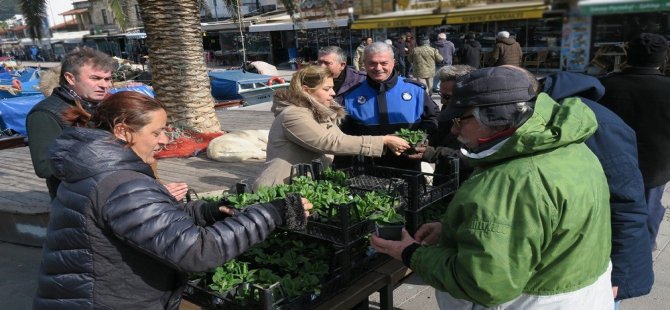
[62,91,166,135]
[59,46,117,86]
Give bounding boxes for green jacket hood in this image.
[466,93,598,167]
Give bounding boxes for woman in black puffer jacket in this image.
[34,91,310,310]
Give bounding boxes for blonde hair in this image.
[289,65,333,97]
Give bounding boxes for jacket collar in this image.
[621,66,664,76]
[365,71,399,91]
[52,86,98,114]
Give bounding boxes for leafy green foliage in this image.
[368,203,405,225]
[394,128,426,145]
[321,168,348,187]
[206,233,332,302]
[209,260,256,294]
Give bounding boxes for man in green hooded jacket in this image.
[371,66,613,308]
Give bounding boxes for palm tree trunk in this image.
[137,0,221,132]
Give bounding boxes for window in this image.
[101,9,109,25]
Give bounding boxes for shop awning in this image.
[444,1,548,24]
[351,9,444,29]
[249,17,349,32]
[578,0,670,15]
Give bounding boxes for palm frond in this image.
[109,0,127,31]
[18,0,46,40]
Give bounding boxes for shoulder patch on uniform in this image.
[357,96,367,104]
[403,78,426,89]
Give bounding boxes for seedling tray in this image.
[289,201,376,246]
[183,274,345,310]
[345,160,459,213]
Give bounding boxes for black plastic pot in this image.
[375,223,404,241]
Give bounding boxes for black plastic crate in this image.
[353,162,457,207]
[182,235,381,310]
[339,158,459,234]
[303,206,376,245]
[183,273,346,310]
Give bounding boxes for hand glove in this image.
[268,193,307,230]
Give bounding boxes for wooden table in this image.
[315,260,411,310]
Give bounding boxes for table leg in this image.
[379,284,394,310]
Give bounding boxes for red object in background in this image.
[154,132,224,159]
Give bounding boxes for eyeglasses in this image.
[453,114,475,128]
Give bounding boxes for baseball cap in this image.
[439,67,536,122]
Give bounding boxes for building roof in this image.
[59,8,89,16]
[50,19,79,30]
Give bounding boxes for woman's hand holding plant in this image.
[383,135,411,155]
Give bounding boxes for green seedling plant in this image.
[353,191,397,218]
[321,168,348,186]
[209,260,256,295]
[394,128,426,145]
[368,203,405,225]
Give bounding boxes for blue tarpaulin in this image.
[0,94,44,135]
[109,84,155,98]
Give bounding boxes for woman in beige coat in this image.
[254,66,410,189]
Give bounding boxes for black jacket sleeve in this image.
[421,146,459,163]
[102,178,286,273]
[182,200,229,226]
[27,111,63,178]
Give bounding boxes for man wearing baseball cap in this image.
[372,66,613,309]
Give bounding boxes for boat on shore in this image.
[209,69,289,107]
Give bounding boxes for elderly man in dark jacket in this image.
[317,46,365,102]
[338,42,439,171]
[600,33,670,250]
[543,70,653,303]
[491,31,522,66]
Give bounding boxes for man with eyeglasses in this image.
[317,46,365,101]
[371,66,613,309]
[408,65,476,184]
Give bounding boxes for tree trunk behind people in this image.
[137,0,221,133]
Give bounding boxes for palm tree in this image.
[20,0,221,133]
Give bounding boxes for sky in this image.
[45,0,74,27]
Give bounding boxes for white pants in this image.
[435,261,614,310]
